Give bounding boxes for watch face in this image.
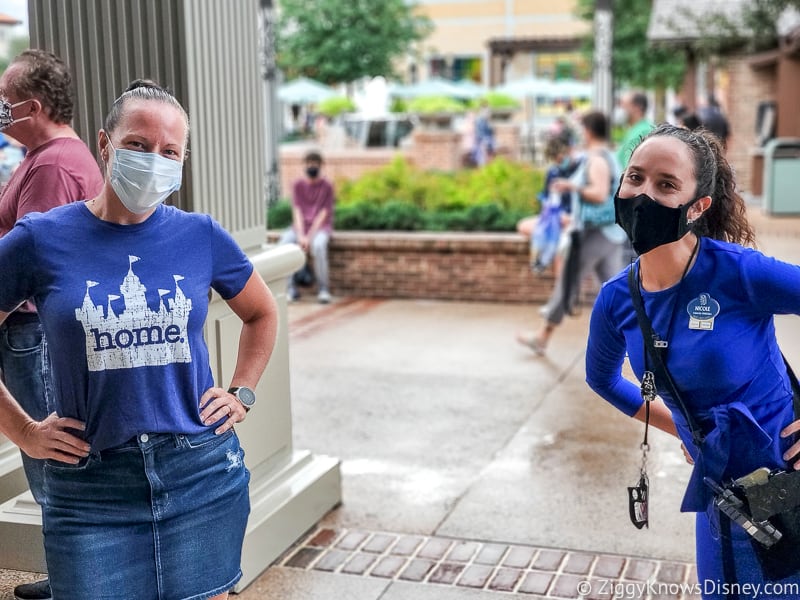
[236,387,256,407]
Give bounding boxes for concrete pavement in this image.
[0,205,799,599]
[238,205,800,599]
[236,298,697,600]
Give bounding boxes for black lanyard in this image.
[628,237,704,448]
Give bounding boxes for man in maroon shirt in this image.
[0,49,103,600]
[279,150,335,303]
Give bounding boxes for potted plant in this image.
[476,92,520,121]
[317,95,357,120]
[407,95,466,130]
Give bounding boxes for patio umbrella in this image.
[389,77,471,99]
[492,77,555,100]
[493,77,593,101]
[451,79,488,100]
[277,77,337,104]
[547,78,593,101]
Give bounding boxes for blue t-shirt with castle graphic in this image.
[0,202,253,451]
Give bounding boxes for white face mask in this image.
[107,138,183,214]
[611,105,628,127]
[0,97,33,130]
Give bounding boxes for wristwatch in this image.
[229,386,256,411]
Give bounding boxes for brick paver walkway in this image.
[279,527,701,599]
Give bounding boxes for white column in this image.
[592,0,614,116]
[207,244,342,590]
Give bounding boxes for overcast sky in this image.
[0,0,27,35]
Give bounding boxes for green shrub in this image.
[456,158,541,212]
[329,200,528,232]
[275,157,543,232]
[406,95,466,114]
[333,201,425,231]
[317,96,357,118]
[378,200,426,230]
[389,97,408,113]
[336,156,415,207]
[334,201,382,230]
[473,92,520,110]
[267,199,292,229]
[424,204,529,232]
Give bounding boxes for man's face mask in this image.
[0,97,33,130]
[614,191,701,255]
[107,136,183,214]
[612,105,628,127]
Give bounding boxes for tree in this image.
[276,0,433,85]
[0,36,31,75]
[576,0,686,91]
[676,0,800,57]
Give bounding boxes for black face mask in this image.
[614,192,700,255]
[306,166,320,179]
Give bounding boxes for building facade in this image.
[409,0,589,85]
[649,0,800,196]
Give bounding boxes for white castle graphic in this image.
[75,255,193,371]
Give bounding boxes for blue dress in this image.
[586,236,800,598]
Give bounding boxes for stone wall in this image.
[410,130,462,172]
[268,230,601,305]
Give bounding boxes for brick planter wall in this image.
[267,230,602,304]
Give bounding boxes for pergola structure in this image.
[487,36,582,87]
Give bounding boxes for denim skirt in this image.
[42,428,250,600]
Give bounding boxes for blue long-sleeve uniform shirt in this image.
[586,236,800,511]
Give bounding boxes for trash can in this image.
[763,137,800,215]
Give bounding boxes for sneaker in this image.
[14,578,52,600]
[317,289,331,304]
[287,287,300,303]
[516,331,546,356]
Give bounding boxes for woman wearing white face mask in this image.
[88,80,186,222]
[0,79,279,600]
[104,135,183,214]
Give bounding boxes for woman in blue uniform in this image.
[586,123,800,597]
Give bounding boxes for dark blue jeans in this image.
[0,317,52,505]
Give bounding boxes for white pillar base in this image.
[0,491,46,572]
[0,440,27,505]
[238,450,341,590]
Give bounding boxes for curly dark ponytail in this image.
[638,124,756,247]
